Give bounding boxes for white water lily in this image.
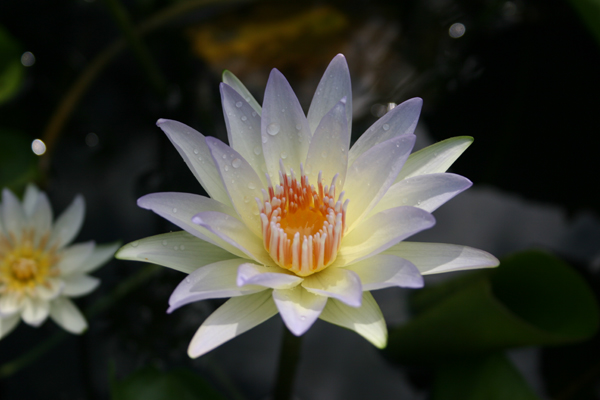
[0,185,118,339]
[117,54,499,358]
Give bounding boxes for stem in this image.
[273,327,302,400]
[104,0,167,95]
[0,264,160,379]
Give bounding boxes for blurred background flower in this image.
[0,0,599,399]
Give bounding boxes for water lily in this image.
[116,54,499,358]
[0,185,118,339]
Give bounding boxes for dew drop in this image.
[281,108,285,113]
[321,151,327,159]
[241,115,247,122]
[162,240,168,246]
[280,152,288,159]
[222,154,227,159]
[235,101,243,108]
[243,196,250,203]
[198,156,202,161]
[252,111,257,117]
[248,126,253,130]
[295,123,302,131]
[262,136,268,143]
[173,245,178,250]
[224,165,229,172]
[402,198,407,204]
[180,245,185,250]
[131,240,139,247]
[172,208,178,213]
[267,123,280,136]
[185,277,191,283]
[382,123,390,131]
[193,148,199,155]
[253,146,262,155]
[248,182,256,190]
[300,316,306,321]
[232,158,242,168]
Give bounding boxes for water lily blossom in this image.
[0,185,118,339]
[117,54,499,358]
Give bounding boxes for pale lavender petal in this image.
[273,286,326,336]
[237,263,302,289]
[343,254,423,290]
[222,70,261,116]
[187,291,277,358]
[301,267,362,307]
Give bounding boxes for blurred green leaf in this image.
[0,25,24,104]
[386,250,599,364]
[432,353,540,400]
[567,0,600,47]
[111,366,228,400]
[0,130,38,192]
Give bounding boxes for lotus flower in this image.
[0,185,118,339]
[117,54,499,357]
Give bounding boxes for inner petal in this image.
[258,164,348,277]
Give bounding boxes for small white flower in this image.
[117,54,499,357]
[0,185,118,339]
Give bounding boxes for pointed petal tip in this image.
[156,118,170,127]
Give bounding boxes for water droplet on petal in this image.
[267,123,280,136]
[224,165,229,171]
[235,101,243,108]
[295,123,302,131]
[185,277,191,283]
[232,158,242,168]
[162,240,168,246]
[248,182,256,190]
[193,148,199,155]
[321,151,327,159]
[180,245,185,250]
[253,146,261,155]
[241,115,247,122]
[280,152,287,159]
[262,136,268,143]
[252,111,257,117]
[173,245,178,250]
[243,196,250,203]
[383,124,390,131]
[172,208,177,213]
[300,316,306,321]
[131,240,139,247]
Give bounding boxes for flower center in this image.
[258,165,348,277]
[11,257,39,281]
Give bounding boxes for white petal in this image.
[261,69,310,179]
[1,188,25,240]
[367,173,472,218]
[273,286,326,336]
[343,254,423,290]
[0,314,20,339]
[168,259,264,313]
[222,70,261,116]
[304,98,349,192]
[220,83,268,187]
[79,242,119,273]
[319,291,387,348]
[344,134,416,232]
[62,275,100,297]
[192,211,273,265]
[187,290,278,358]
[116,232,233,274]
[338,206,435,265]
[22,297,50,327]
[156,119,233,207]
[384,242,500,275]
[307,54,352,135]
[301,267,362,307]
[23,184,40,217]
[35,278,63,300]
[49,297,87,334]
[137,192,246,259]
[50,195,85,248]
[29,192,53,246]
[237,263,302,289]
[206,136,264,236]
[395,136,473,182]
[348,98,422,166]
[0,292,24,316]
[56,241,95,275]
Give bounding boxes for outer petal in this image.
[56,241,95,275]
[261,69,311,179]
[50,195,85,248]
[1,188,25,241]
[337,206,435,265]
[220,83,268,187]
[206,136,264,236]
[307,54,352,135]
[0,292,23,316]
[62,275,100,297]
[22,297,50,327]
[222,70,262,116]
[0,314,20,339]
[79,242,119,274]
[35,278,63,301]
[366,173,472,218]
[342,254,423,290]
[192,211,273,265]
[344,134,416,231]
[187,290,278,358]
[29,192,53,246]
[116,232,233,274]
[273,286,327,336]
[237,263,302,289]
[319,292,387,349]
[348,97,423,166]
[168,259,264,313]
[384,242,500,275]
[137,192,246,259]
[156,119,233,207]
[49,297,87,334]
[304,98,349,191]
[301,267,362,307]
[395,136,473,182]
[22,184,40,216]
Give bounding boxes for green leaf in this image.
[433,353,540,400]
[385,250,599,364]
[0,25,24,104]
[111,366,228,400]
[0,130,38,192]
